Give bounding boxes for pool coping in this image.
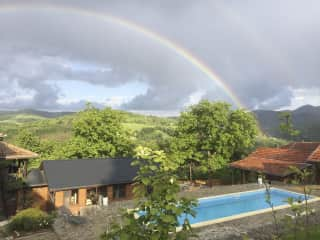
[181,187,320,229]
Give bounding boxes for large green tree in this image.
[102,146,197,240]
[171,100,258,180]
[59,104,133,159]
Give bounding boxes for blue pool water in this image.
[179,188,311,225]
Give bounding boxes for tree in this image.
[286,166,312,239]
[171,100,258,181]
[16,129,41,153]
[59,104,133,159]
[101,146,197,240]
[279,112,300,140]
[16,130,61,168]
[135,127,172,151]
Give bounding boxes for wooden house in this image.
[0,134,38,216]
[26,158,138,215]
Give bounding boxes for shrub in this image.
[7,208,54,233]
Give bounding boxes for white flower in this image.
[170,178,174,184]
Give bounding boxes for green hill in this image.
[254,105,320,141]
[1,104,319,145]
[0,109,177,143]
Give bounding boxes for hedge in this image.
[7,208,54,232]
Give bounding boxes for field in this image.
[0,110,177,144]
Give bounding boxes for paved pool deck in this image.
[187,183,320,240]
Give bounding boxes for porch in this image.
[52,183,134,215]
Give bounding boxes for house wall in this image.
[20,186,51,211]
[54,191,64,208]
[67,188,87,215]
[52,183,134,215]
[30,186,50,209]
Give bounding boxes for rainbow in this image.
[0,3,245,108]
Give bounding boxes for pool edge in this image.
[182,188,320,230]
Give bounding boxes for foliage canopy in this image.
[171,100,258,179]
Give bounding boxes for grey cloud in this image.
[0,0,319,111]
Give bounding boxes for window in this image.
[86,188,98,205]
[98,186,108,198]
[70,189,78,205]
[113,184,126,199]
[8,162,18,174]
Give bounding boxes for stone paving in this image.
[53,200,135,240]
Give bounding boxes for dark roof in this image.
[41,158,137,191]
[230,142,320,177]
[0,142,38,160]
[26,169,47,187]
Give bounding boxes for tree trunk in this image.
[189,163,193,184]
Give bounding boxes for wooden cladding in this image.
[47,183,134,215]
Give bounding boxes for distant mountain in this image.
[254,105,320,141]
[0,109,74,119]
[1,106,319,141]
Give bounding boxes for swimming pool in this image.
[179,188,318,227]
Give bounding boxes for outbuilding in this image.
[26,158,138,215]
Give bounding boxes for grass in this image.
[282,225,320,240]
[0,113,45,124]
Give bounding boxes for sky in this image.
[0,0,320,114]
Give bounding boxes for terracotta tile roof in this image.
[308,146,320,162]
[230,157,308,177]
[0,142,38,160]
[230,142,320,177]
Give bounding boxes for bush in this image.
[7,208,54,233]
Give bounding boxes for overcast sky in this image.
[0,0,320,113]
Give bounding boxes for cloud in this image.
[0,0,319,111]
[280,88,320,110]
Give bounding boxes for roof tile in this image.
[231,142,320,176]
[308,146,320,162]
